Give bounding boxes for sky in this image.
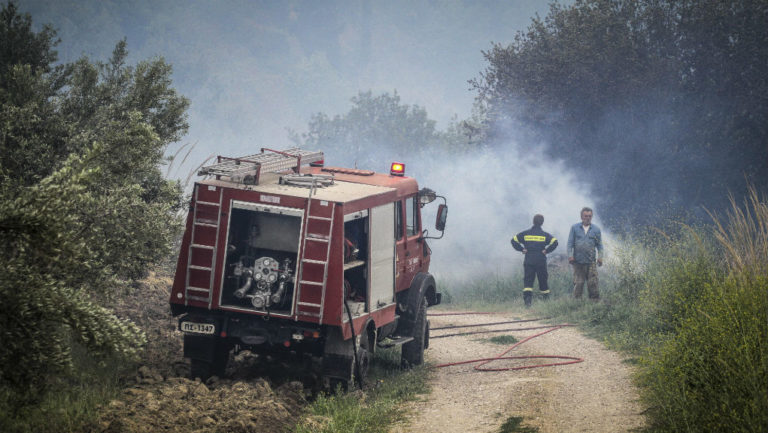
[18,0,554,173]
[17,0,603,278]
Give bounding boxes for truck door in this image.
[395,195,422,291]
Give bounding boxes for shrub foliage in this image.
[637,191,768,432]
[0,2,187,407]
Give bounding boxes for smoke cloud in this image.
[317,130,604,279]
[414,145,601,278]
[434,157,604,280]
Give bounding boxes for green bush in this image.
[638,189,768,432]
[629,227,723,338]
[0,3,187,411]
[640,275,768,432]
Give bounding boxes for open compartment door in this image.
[369,203,395,310]
[219,201,302,315]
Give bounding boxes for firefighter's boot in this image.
[541,292,550,301]
[523,291,532,308]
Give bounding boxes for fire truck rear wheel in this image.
[356,332,371,386]
[401,295,428,368]
[329,378,349,393]
[190,343,230,380]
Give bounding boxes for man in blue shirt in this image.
[567,207,604,300]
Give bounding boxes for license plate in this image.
[180,321,215,335]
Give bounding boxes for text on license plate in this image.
[181,321,215,335]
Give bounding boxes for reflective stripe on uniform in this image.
[540,289,550,294]
[523,287,534,292]
[547,237,557,246]
[523,235,546,242]
[513,235,520,243]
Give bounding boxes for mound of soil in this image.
[93,373,305,433]
[92,271,309,433]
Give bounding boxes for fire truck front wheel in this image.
[401,295,428,368]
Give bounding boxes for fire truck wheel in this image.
[356,332,371,386]
[401,295,427,368]
[329,378,349,394]
[190,343,230,380]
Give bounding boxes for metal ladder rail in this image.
[199,148,323,179]
[316,204,335,325]
[183,185,201,306]
[294,181,313,319]
[294,181,316,319]
[207,186,224,309]
[295,179,334,324]
[184,186,223,307]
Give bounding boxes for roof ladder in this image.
[198,147,323,185]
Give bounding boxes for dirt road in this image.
[390,311,646,433]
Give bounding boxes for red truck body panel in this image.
[170,165,426,340]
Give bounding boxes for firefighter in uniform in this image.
[511,214,559,307]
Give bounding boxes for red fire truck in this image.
[169,148,447,389]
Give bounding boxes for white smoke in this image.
[409,141,605,280]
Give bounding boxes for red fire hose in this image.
[428,313,584,371]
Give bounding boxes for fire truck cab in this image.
[169,148,446,388]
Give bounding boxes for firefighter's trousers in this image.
[572,262,599,299]
[523,263,549,295]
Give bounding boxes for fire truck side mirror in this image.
[436,204,448,232]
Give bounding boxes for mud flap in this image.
[321,327,354,385]
[184,334,218,362]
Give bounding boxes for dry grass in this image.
[710,186,768,277]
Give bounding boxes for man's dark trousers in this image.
[523,263,549,306]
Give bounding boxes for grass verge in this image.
[0,344,133,433]
[294,347,431,433]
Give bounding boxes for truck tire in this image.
[190,342,229,380]
[356,332,371,387]
[327,333,370,392]
[329,377,349,393]
[401,295,428,368]
[327,353,355,393]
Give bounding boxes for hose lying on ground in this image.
[427,313,584,372]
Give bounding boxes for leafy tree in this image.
[0,2,188,405]
[296,90,442,169]
[671,0,768,198]
[294,89,483,171]
[0,3,70,186]
[440,104,491,152]
[473,0,768,228]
